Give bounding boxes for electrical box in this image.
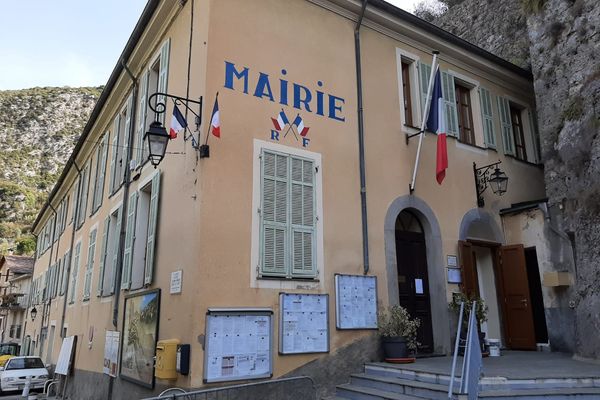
[176,344,190,375]
[155,339,180,380]
[542,271,572,287]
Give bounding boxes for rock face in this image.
[0,87,101,254]
[433,0,600,358]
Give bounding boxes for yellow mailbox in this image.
[155,339,180,380]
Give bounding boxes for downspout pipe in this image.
[112,60,138,328]
[59,161,82,339]
[355,0,370,275]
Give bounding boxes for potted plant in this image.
[377,304,420,360]
[449,292,488,354]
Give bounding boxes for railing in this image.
[142,376,317,400]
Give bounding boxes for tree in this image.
[15,236,36,256]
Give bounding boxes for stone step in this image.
[335,384,430,400]
[365,362,461,387]
[478,387,600,399]
[349,373,452,399]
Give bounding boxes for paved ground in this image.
[371,351,600,379]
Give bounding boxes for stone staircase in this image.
[329,361,600,399]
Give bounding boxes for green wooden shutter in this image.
[157,39,171,125]
[109,205,122,294]
[83,229,97,300]
[53,262,59,298]
[144,173,161,286]
[498,96,515,155]
[479,87,496,148]
[95,134,109,210]
[291,157,316,277]
[418,62,432,114]
[121,94,134,185]
[61,251,70,296]
[97,216,110,296]
[136,71,149,165]
[441,72,459,137]
[109,115,120,193]
[48,264,54,299]
[77,163,90,227]
[69,242,81,304]
[260,151,288,277]
[122,191,138,290]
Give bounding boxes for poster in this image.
[279,293,329,354]
[204,309,272,383]
[120,289,160,388]
[170,270,182,294]
[103,331,120,377]
[55,336,77,375]
[335,274,378,329]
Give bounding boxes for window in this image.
[100,206,122,296]
[83,229,97,301]
[479,87,496,148]
[121,172,161,290]
[109,96,133,194]
[510,105,527,161]
[91,134,109,213]
[76,163,90,229]
[259,150,317,279]
[419,62,459,137]
[69,181,78,225]
[401,61,414,127]
[69,241,82,304]
[455,82,475,145]
[60,250,70,296]
[136,39,170,166]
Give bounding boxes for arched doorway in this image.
[395,210,434,353]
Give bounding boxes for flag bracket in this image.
[405,130,425,145]
[148,92,203,148]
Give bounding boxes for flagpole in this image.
[409,51,439,194]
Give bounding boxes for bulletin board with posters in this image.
[335,274,378,329]
[103,331,120,377]
[279,293,329,354]
[203,308,273,383]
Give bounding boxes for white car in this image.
[0,356,49,393]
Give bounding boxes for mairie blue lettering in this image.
[224,61,345,122]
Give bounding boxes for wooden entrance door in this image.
[498,245,536,350]
[396,230,434,353]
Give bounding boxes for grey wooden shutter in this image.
[121,94,134,185]
[121,191,138,290]
[291,157,316,277]
[157,39,171,125]
[109,115,120,193]
[110,205,122,294]
[136,71,149,164]
[69,242,81,304]
[498,96,515,155]
[83,229,97,300]
[144,173,161,285]
[261,151,288,277]
[418,62,432,115]
[77,163,90,227]
[95,133,109,210]
[528,109,541,163]
[441,72,459,137]
[97,216,110,296]
[479,87,496,148]
[60,251,70,296]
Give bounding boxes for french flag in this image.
[292,114,310,137]
[271,110,289,131]
[426,66,448,185]
[169,105,187,139]
[210,95,220,138]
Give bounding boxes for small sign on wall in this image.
[170,270,183,294]
[447,255,457,267]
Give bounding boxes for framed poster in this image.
[335,274,378,329]
[55,335,77,375]
[120,289,160,388]
[279,293,329,354]
[104,331,120,377]
[204,308,273,383]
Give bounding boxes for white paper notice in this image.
[335,275,378,329]
[170,270,183,294]
[280,293,329,354]
[415,278,424,294]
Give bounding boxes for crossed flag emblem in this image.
[271,109,310,140]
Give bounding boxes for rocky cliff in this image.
[432,0,600,358]
[0,87,101,254]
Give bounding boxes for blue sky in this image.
[0,0,420,90]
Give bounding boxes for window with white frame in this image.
[257,148,318,279]
[418,62,460,138]
[497,97,540,163]
[121,172,161,290]
[82,228,97,301]
[136,39,170,167]
[68,241,82,304]
[396,49,421,128]
[91,134,109,214]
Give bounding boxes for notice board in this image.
[204,308,272,383]
[279,293,329,354]
[55,335,77,375]
[335,274,378,329]
[103,331,120,377]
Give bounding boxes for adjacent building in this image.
[0,255,33,351]
[25,0,573,398]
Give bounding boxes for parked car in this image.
[0,356,49,393]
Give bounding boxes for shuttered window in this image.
[60,251,70,296]
[108,206,122,295]
[418,61,432,115]
[76,163,90,229]
[121,191,138,290]
[69,242,82,304]
[121,95,134,185]
[498,96,515,156]
[260,150,316,279]
[92,133,109,213]
[157,39,170,125]
[97,216,110,296]
[136,71,149,165]
[83,229,97,301]
[479,87,496,148]
[419,62,459,137]
[109,115,120,194]
[144,173,161,285]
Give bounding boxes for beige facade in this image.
[25,0,553,397]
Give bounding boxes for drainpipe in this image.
[355,0,370,275]
[112,60,138,328]
[59,161,82,339]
